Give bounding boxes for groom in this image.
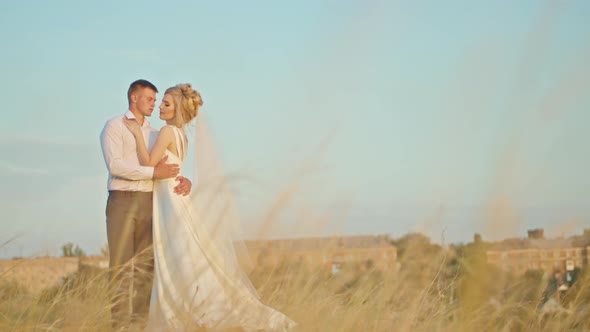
[100,79,192,329]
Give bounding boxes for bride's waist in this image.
[155,178,180,185]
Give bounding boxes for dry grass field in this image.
[1,239,589,332]
[0,257,84,294]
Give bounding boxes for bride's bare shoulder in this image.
[157,125,176,139]
[159,125,176,131]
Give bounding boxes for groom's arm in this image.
[100,120,155,180]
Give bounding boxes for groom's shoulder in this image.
[104,114,125,127]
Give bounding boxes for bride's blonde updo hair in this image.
[165,83,203,127]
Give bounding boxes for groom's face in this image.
[135,87,157,117]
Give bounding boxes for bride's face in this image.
[159,94,176,121]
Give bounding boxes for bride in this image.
[123,83,296,331]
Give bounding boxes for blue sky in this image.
[1,1,589,258]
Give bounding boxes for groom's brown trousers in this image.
[105,190,154,328]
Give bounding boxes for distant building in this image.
[245,235,397,273]
[486,228,589,275]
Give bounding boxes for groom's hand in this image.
[153,155,180,179]
[174,176,192,196]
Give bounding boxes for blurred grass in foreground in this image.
[2,235,589,332]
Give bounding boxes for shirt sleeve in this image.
[100,120,154,180]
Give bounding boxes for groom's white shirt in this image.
[100,111,158,192]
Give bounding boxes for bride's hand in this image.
[123,118,142,137]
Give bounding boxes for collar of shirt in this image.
[125,110,151,129]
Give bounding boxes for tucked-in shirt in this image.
[100,111,158,192]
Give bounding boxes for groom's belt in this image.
[108,190,153,197]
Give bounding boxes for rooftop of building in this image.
[487,228,590,251]
[245,234,395,252]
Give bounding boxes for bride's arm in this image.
[124,120,174,166]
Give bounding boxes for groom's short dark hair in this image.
[128,79,158,105]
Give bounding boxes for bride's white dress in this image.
[146,125,295,331]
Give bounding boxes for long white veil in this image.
[151,109,296,330]
[187,114,259,299]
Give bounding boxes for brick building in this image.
[486,229,590,275]
[245,235,397,273]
